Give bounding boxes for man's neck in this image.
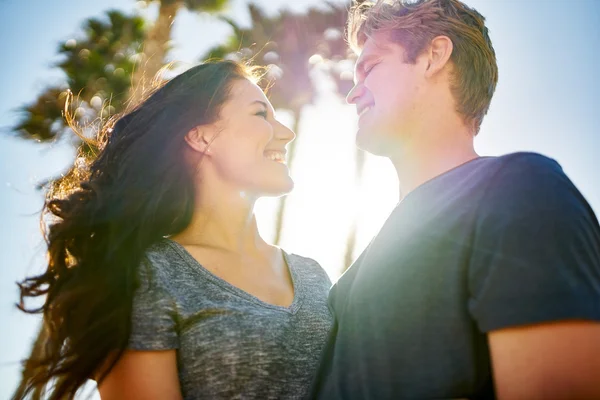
[390,138,479,200]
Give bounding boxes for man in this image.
[311,0,600,399]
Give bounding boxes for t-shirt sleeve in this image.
[468,153,600,332]
[128,258,179,350]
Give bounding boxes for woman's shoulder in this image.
[144,239,178,263]
[138,239,188,287]
[285,252,332,286]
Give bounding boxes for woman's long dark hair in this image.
[13,60,261,399]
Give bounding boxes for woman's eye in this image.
[255,110,268,119]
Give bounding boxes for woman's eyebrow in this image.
[250,100,268,109]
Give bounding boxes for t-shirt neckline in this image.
[165,239,303,314]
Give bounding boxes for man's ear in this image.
[185,126,214,155]
[424,35,454,78]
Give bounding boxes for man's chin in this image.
[355,128,388,157]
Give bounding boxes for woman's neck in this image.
[172,189,267,255]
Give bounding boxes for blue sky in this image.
[1,0,599,397]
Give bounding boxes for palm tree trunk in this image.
[343,219,358,272]
[129,0,183,105]
[273,107,302,245]
[342,148,366,272]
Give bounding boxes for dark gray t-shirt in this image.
[128,239,333,400]
[312,152,600,399]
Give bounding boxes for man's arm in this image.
[489,320,600,400]
[467,153,600,399]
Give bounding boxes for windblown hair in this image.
[348,0,498,133]
[14,60,263,399]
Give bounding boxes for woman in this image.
[14,60,333,400]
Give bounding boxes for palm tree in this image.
[342,147,365,269]
[13,1,231,144]
[324,14,366,272]
[129,0,230,104]
[202,2,355,247]
[13,10,146,145]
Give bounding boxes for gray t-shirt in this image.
[128,239,333,400]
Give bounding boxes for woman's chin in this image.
[259,177,294,198]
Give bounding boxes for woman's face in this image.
[205,78,296,197]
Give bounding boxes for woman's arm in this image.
[98,349,182,400]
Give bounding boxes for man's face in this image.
[347,34,425,156]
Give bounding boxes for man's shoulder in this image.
[499,150,572,186]
[493,151,562,173]
[474,152,572,209]
[414,152,563,206]
[472,151,596,238]
[474,151,562,178]
[468,154,600,333]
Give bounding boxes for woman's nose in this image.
[274,120,296,143]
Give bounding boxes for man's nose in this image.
[346,82,365,105]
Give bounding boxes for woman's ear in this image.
[185,126,213,155]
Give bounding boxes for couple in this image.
[14,0,600,399]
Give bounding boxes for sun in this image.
[256,93,398,281]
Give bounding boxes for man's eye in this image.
[255,110,268,119]
[365,63,377,75]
